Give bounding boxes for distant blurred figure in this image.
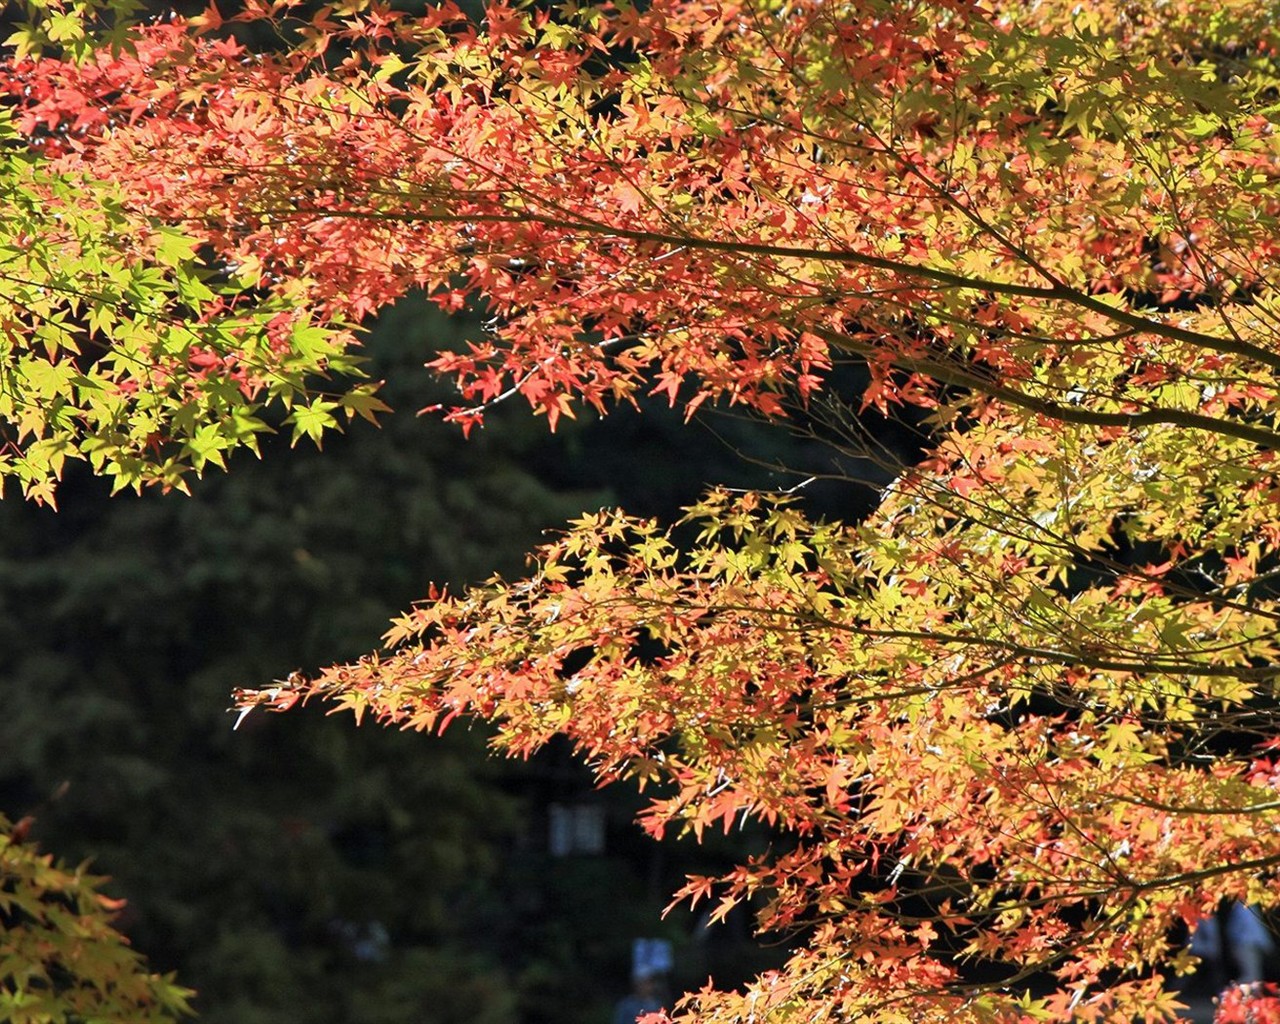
[613,939,673,1024]
[612,967,665,1024]
[1191,910,1225,990]
[1226,902,1275,984]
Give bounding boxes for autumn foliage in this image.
[8,0,1280,1019]
[0,815,193,1022]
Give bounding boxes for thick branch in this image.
[807,324,1280,450]
[266,203,1280,375]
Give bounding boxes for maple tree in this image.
[0,815,192,1022]
[7,0,1280,1019]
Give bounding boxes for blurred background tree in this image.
[0,295,835,1024]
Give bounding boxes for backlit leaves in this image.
[0,816,193,1023]
[0,107,362,500]
[12,0,1280,1020]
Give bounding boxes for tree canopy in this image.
[7,0,1280,1020]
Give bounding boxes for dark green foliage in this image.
[0,297,596,1024]
[0,295,790,1023]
